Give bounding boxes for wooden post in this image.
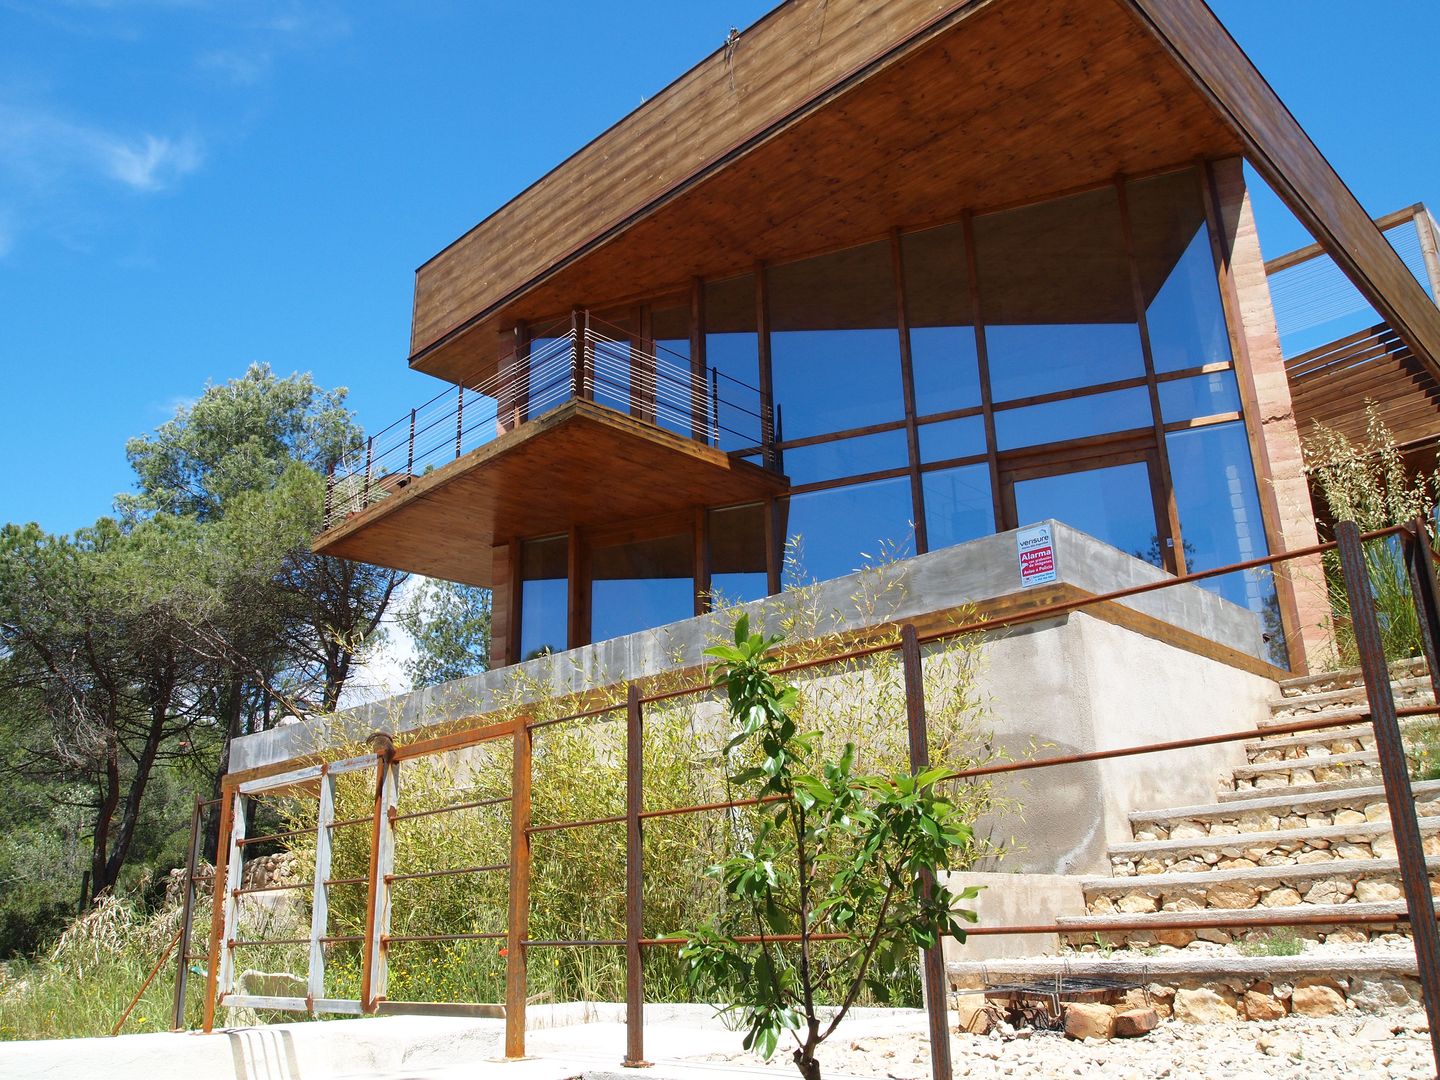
[505,717,533,1059]
[962,213,1004,531]
[900,625,952,1080]
[573,307,591,401]
[623,682,648,1067]
[755,266,775,467]
[690,277,708,441]
[1414,207,1440,305]
[892,229,928,554]
[171,795,204,1030]
[308,769,337,1009]
[203,788,243,1031]
[360,736,397,1013]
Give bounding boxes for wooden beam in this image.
[1263,205,1424,276]
[505,718,532,1059]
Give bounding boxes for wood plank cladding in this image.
[410,0,1243,384]
[311,400,787,589]
[1124,0,1440,385]
[1287,324,1440,452]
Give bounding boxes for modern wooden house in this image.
[313,0,1440,675]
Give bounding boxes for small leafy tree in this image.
[681,615,978,1080]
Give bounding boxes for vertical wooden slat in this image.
[308,769,337,1008]
[765,495,781,596]
[690,277,708,442]
[1414,208,1440,306]
[624,682,648,1067]
[891,228,928,554]
[755,263,776,468]
[694,507,710,617]
[360,738,397,1013]
[1117,177,1184,575]
[201,788,234,1032]
[505,717,533,1059]
[171,795,203,1030]
[962,212,1005,530]
[568,526,585,649]
[215,790,246,1024]
[900,625,952,1080]
[635,303,656,423]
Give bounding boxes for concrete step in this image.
[1058,900,1410,950]
[1107,815,1440,876]
[1226,749,1381,797]
[1265,675,1434,726]
[1128,780,1440,839]
[1081,857,1430,913]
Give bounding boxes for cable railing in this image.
[322,312,774,531]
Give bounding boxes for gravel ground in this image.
[697,1008,1433,1079]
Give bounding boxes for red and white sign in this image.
[1017,523,1057,588]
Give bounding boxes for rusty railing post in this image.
[1337,520,1440,1074]
[360,733,397,1014]
[171,794,204,1030]
[506,716,533,1059]
[1404,517,1440,708]
[456,385,465,458]
[624,682,648,1067]
[900,624,953,1080]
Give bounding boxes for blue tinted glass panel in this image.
[591,336,631,414]
[652,301,694,439]
[590,533,695,643]
[993,386,1153,450]
[705,274,763,451]
[782,429,908,485]
[524,337,573,421]
[918,415,986,463]
[975,186,1144,401]
[923,464,994,550]
[520,536,568,660]
[769,241,903,440]
[709,503,768,606]
[1158,370,1241,423]
[1166,421,1283,664]
[782,477,915,586]
[1127,170,1233,373]
[901,224,982,414]
[1013,462,1163,566]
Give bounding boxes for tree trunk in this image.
[793,1048,822,1080]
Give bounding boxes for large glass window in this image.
[590,531,695,643]
[781,477,914,586]
[923,464,994,551]
[1011,460,1163,566]
[1158,370,1241,423]
[523,331,575,422]
[709,503,769,606]
[651,301,695,439]
[1165,421,1281,658]
[993,385,1153,451]
[588,309,633,416]
[782,429,908,486]
[900,223,982,417]
[520,536,568,660]
[1127,169,1233,374]
[704,275,763,451]
[768,241,904,440]
[918,415,986,464]
[975,186,1145,401]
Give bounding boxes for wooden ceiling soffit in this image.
[1121,0,1440,384]
[311,401,788,589]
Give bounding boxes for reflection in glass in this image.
[520,536,568,660]
[993,386,1153,450]
[1166,421,1283,663]
[1158,370,1241,423]
[976,186,1144,400]
[524,336,573,422]
[781,477,915,586]
[769,242,904,439]
[918,415,986,464]
[923,464,994,551]
[901,224,982,415]
[590,532,695,643]
[1012,461,1163,566]
[651,301,694,439]
[709,503,769,605]
[782,429,908,486]
[704,274,764,451]
[1127,169,1233,373]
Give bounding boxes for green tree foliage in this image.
[680,616,978,1080]
[395,579,492,689]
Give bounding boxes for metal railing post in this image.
[171,795,204,1030]
[1336,520,1440,1075]
[323,462,335,531]
[505,716,533,1059]
[1404,517,1440,708]
[709,367,719,446]
[456,386,465,458]
[900,624,953,1080]
[407,408,416,475]
[362,435,374,507]
[624,682,648,1067]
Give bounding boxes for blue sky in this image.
[2,0,1437,536]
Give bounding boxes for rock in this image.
[1155,928,1197,948]
[1257,1032,1302,1058]
[1063,1002,1116,1041]
[1333,809,1367,826]
[1303,877,1354,905]
[1116,892,1160,914]
[955,993,992,1035]
[238,969,305,997]
[1359,1018,1397,1041]
[1290,985,1346,1017]
[1260,886,1303,907]
[1354,879,1402,903]
[1243,988,1286,1020]
[1347,976,1418,1011]
[1173,988,1238,1024]
[1205,884,1260,909]
[1113,1007,1159,1038]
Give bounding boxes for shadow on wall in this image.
[227,1028,302,1080]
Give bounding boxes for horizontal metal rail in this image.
[233,881,312,897]
[525,938,626,948]
[383,932,507,945]
[329,815,373,831]
[230,937,311,948]
[392,796,511,823]
[385,863,508,884]
[528,813,625,835]
[236,825,320,848]
[324,876,367,888]
[319,934,365,945]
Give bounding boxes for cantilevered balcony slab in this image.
[313,399,787,588]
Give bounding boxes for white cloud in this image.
[101,131,203,191]
[0,103,204,194]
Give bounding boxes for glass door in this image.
[1001,449,1171,569]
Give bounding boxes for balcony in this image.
[314,316,787,587]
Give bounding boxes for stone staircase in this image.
[948,659,1440,1019]
[1066,658,1438,950]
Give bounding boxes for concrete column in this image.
[1208,157,1332,673]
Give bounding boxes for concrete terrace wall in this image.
[230,521,1270,775]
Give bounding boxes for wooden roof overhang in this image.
[407,0,1440,391]
[312,400,788,588]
